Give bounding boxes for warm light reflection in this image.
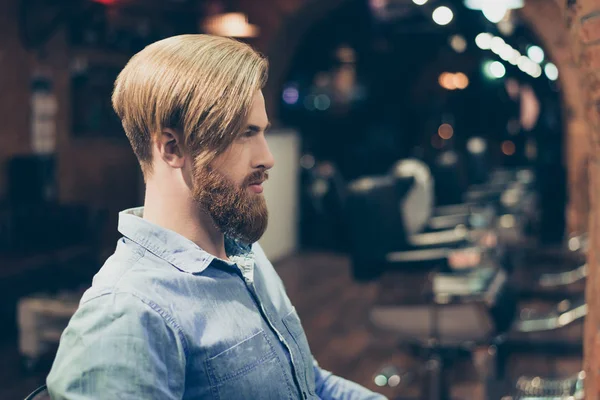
[453,72,469,89]
[450,35,467,53]
[467,137,486,154]
[336,46,356,63]
[439,72,455,90]
[202,13,259,38]
[502,140,516,155]
[370,0,386,9]
[438,124,454,139]
[439,72,468,90]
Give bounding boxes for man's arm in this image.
[47,292,186,400]
[313,358,388,400]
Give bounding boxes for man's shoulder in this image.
[82,238,189,305]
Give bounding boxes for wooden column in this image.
[557,0,600,396]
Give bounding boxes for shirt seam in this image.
[79,250,190,358]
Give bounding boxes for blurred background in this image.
[1,0,599,398]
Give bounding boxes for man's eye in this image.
[242,130,255,138]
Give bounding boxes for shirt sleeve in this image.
[313,358,388,400]
[47,292,187,400]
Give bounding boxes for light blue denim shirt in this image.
[47,207,386,400]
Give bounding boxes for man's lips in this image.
[248,183,264,193]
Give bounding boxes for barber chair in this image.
[511,233,588,300]
[389,159,496,233]
[345,171,582,398]
[344,172,515,399]
[24,385,50,400]
[345,175,487,281]
[370,265,516,400]
[390,158,537,236]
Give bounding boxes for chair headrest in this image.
[391,159,431,184]
[390,159,434,235]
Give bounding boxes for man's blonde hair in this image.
[112,34,268,175]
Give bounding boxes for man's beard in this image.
[192,165,269,245]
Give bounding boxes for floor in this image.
[0,251,583,400]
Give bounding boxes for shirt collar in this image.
[118,207,254,275]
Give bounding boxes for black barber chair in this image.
[389,158,537,243]
[345,175,483,281]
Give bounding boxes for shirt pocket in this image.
[282,308,317,396]
[205,330,294,400]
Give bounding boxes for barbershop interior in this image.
[1,0,599,398]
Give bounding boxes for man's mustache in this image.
[244,170,269,187]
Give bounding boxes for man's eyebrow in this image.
[247,122,271,132]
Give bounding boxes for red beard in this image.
[192,166,269,244]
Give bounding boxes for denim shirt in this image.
[47,207,386,400]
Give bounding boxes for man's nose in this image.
[253,135,275,170]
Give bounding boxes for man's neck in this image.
[142,183,228,260]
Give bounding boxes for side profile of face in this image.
[191,90,275,244]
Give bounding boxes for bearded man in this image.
[47,34,386,400]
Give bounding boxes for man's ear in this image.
[156,128,186,169]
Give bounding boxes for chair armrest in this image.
[538,264,588,288]
[428,214,470,230]
[385,248,451,263]
[514,299,587,333]
[409,228,468,247]
[434,203,476,216]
